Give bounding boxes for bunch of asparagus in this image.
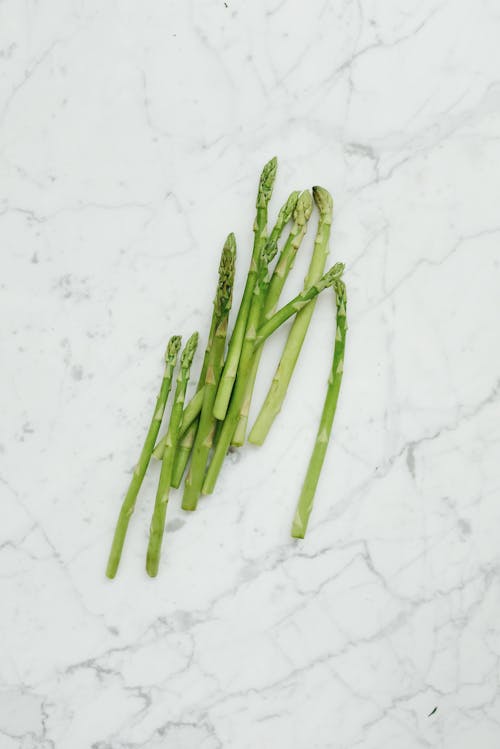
[106,158,347,578]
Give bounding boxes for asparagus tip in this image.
[265,155,278,174]
[322,262,345,289]
[225,231,237,253]
[257,157,278,206]
[334,278,347,315]
[295,190,313,226]
[262,233,279,266]
[165,335,182,364]
[181,332,199,368]
[215,233,237,316]
[312,186,333,215]
[283,190,301,221]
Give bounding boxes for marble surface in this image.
[2,1,500,747]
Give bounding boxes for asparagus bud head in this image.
[294,190,313,227]
[257,157,278,208]
[165,335,182,364]
[281,190,301,224]
[312,186,333,220]
[334,279,347,317]
[215,233,237,317]
[181,332,199,370]
[261,234,279,268]
[264,190,301,258]
[318,262,345,292]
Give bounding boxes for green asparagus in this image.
[106,335,181,579]
[232,189,313,446]
[105,159,350,577]
[169,332,215,487]
[182,235,236,510]
[202,262,344,495]
[170,234,237,487]
[249,186,334,446]
[213,157,277,421]
[291,279,347,538]
[146,332,198,576]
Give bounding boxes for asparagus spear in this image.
[232,190,313,446]
[291,279,347,538]
[202,262,344,495]
[202,240,278,494]
[213,157,277,421]
[168,327,215,486]
[249,186,334,446]
[169,234,237,487]
[146,332,199,577]
[182,235,236,510]
[106,335,181,579]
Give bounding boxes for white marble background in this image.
[2,1,500,747]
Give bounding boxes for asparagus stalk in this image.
[213,157,277,421]
[232,190,313,446]
[249,186,334,446]
[170,425,196,488]
[146,332,199,577]
[202,261,344,495]
[291,279,347,538]
[168,325,215,485]
[169,234,237,487]
[202,241,278,494]
[182,235,236,510]
[106,335,181,579]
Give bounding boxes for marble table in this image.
[2,2,500,747]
